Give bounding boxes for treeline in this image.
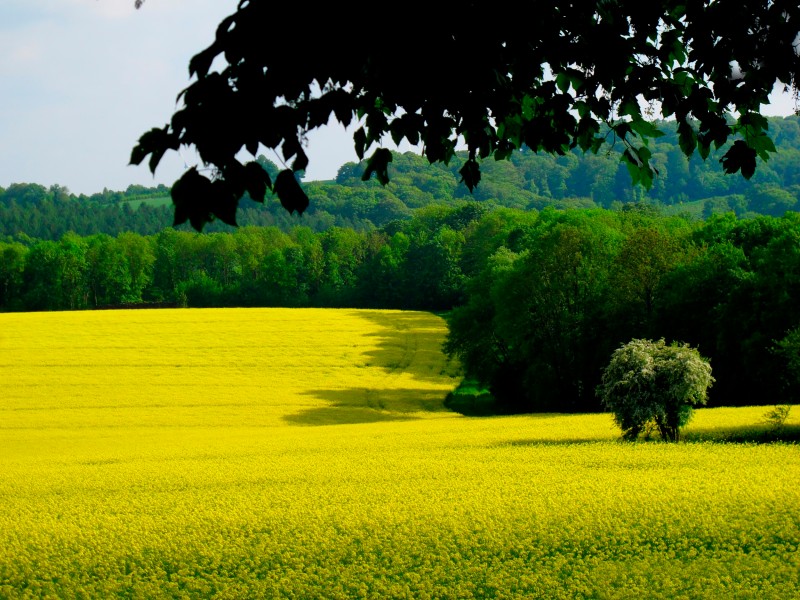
[0,173,383,241]
[0,202,485,314]
[2,202,800,410]
[3,116,800,241]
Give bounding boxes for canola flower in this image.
[0,308,798,599]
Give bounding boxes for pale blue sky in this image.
[0,0,362,195]
[0,2,797,196]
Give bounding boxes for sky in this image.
[1,1,798,197]
[0,0,365,196]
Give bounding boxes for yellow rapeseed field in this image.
[0,308,798,599]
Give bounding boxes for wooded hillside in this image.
[3,116,800,241]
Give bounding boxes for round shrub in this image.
[596,338,714,441]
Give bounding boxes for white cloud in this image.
[7,42,43,67]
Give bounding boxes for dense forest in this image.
[3,116,800,241]
[2,115,800,413]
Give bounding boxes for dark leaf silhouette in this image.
[274,169,309,215]
[130,0,800,227]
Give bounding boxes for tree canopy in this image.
[131,1,800,231]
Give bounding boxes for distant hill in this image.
[2,116,800,241]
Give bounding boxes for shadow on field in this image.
[682,423,800,444]
[487,418,800,446]
[284,387,453,426]
[495,438,611,447]
[495,426,800,446]
[282,310,461,426]
[354,310,462,384]
[501,424,800,445]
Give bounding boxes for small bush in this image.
[596,338,714,442]
[762,404,792,433]
[444,378,497,416]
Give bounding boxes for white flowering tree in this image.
[596,338,714,441]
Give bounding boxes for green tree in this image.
[745,184,799,216]
[459,208,537,278]
[132,1,800,231]
[444,247,521,410]
[115,232,156,302]
[597,338,714,441]
[58,233,89,310]
[355,231,405,308]
[446,212,619,412]
[0,241,27,311]
[205,232,240,290]
[178,271,224,307]
[774,326,800,402]
[150,229,200,304]
[86,234,132,307]
[317,227,366,306]
[257,246,303,306]
[608,224,687,338]
[22,240,65,311]
[493,219,617,411]
[291,226,325,300]
[401,226,465,310]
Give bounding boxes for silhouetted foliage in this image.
[132,1,800,231]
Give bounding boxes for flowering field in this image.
[0,308,798,599]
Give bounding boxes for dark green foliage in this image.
[131,1,800,230]
[171,167,215,230]
[443,378,497,416]
[362,149,393,187]
[443,207,800,411]
[658,212,800,406]
[775,326,800,399]
[445,209,627,413]
[0,241,26,311]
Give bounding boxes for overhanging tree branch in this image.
[131,1,800,231]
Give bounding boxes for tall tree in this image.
[86,234,132,307]
[446,211,621,412]
[0,241,27,311]
[132,1,800,231]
